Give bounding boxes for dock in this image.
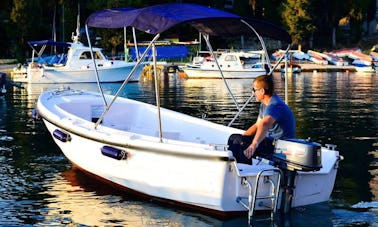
[0,63,17,74]
[295,63,355,72]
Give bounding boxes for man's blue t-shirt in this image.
[258,94,296,140]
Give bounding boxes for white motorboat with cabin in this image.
[37,3,342,223]
[12,33,144,83]
[184,50,267,79]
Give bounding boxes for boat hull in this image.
[12,62,144,83]
[183,67,265,79]
[37,89,341,216]
[354,66,376,73]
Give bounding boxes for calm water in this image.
[0,71,377,226]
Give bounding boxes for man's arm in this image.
[243,118,259,136]
[243,115,275,158]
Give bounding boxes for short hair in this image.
[254,75,274,96]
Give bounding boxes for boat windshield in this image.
[224,55,237,62]
[80,51,103,60]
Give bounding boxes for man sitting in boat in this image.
[228,75,296,164]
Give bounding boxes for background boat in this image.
[11,37,144,83]
[307,50,328,65]
[184,50,267,79]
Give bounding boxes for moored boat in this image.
[11,37,144,83]
[184,50,267,79]
[317,52,348,66]
[349,51,375,73]
[307,50,328,65]
[37,3,343,223]
[330,48,361,58]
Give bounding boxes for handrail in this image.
[202,34,241,111]
[240,19,271,72]
[226,20,291,127]
[85,24,107,107]
[86,28,161,129]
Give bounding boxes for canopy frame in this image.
[85,3,292,141]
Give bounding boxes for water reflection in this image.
[39,168,227,226]
[37,167,335,227]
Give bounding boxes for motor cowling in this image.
[272,138,322,172]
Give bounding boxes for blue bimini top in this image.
[85,3,291,43]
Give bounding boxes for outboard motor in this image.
[271,138,322,213]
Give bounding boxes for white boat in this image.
[354,63,376,73]
[184,51,267,79]
[37,3,342,222]
[272,49,310,62]
[11,38,144,84]
[349,51,375,73]
[307,50,328,65]
[317,52,348,66]
[37,88,341,215]
[292,51,310,61]
[330,48,361,58]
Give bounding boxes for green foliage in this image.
[281,0,316,46]
[0,0,376,59]
[347,0,371,42]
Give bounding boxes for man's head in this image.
[252,75,274,102]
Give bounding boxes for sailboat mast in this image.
[52,5,56,54]
[76,3,80,38]
[72,3,80,43]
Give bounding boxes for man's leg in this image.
[228,134,253,164]
[253,138,274,159]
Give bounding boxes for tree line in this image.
[0,0,376,60]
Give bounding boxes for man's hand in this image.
[244,141,258,159]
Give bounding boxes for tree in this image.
[324,0,348,48]
[347,0,372,43]
[84,0,148,57]
[261,0,284,25]
[10,0,47,59]
[2,0,378,59]
[0,0,13,57]
[308,0,347,48]
[281,0,316,50]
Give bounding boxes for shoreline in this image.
[0,62,358,76]
[296,63,355,72]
